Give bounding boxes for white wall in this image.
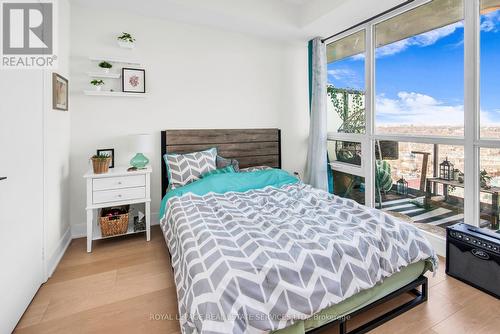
[69,5,309,233]
[43,0,71,276]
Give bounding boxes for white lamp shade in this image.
[131,134,152,153]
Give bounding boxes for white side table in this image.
[84,166,152,252]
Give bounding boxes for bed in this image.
[159,129,437,334]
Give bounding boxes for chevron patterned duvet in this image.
[160,181,437,334]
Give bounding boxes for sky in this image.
[327,9,500,127]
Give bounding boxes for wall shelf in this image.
[88,56,141,66]
[83,91,148,97]
[87,72,121,79]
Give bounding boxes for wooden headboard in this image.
[161,128,281,197]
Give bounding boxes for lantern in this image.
[439,157,454,180]
[396,177,408,196]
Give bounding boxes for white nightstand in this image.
[84,166,152,252]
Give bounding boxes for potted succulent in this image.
[98,61,112,73]
[90,79,104,91]
[91,153,111,174]
[117,32,135,49]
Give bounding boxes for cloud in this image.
[376,91,464,125]
[327,68,363,88]
[481,109,500,126]
[328,68,355,81]
[376,22,463,57]
[481,10,500,32]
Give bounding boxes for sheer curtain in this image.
[304,37,328,191]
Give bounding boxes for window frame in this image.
[325,0,494,227]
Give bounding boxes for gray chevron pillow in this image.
[164,148,217,189]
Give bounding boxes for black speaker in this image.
[446,223,500,299]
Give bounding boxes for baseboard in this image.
[420,229,446,257]
[71,212,160,238]
[46,226,72,280]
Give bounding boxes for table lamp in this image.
[130,134,152,169]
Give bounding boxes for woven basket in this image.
[92,157,111,174]
[99,206,129,237]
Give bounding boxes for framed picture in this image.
[52,73,68,111]
[122,68,146,93]
[97,149,115,168]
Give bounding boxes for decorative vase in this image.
[92,158,111,174]
[118,40,135,49]
[130,153,149,169]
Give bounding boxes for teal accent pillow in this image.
[201,165,235,178]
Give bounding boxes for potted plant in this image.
[98,61,112,73]
[453,168,461,181]
[481,169,492,189]
[117,32,135,48]
[90,79,104,91]
[91,153,111,174]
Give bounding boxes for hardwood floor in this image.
[15,226,500,334]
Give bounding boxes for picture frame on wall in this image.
[52,73,68,111]
[97,148,115,168]
[122,68,146,93]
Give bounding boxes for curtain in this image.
[304,38,329,191]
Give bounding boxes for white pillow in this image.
[164,148,217,189]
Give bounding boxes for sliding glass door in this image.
[326,0,499,234]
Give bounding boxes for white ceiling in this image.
[69,0,405,42]
[70,0,308,41]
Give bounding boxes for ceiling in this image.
[70,0,308,41]
[69,0,404,42]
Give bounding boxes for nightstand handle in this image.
[118,181,122,185]
[117,194,122,198]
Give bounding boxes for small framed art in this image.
[97,148,115,168]
[122,68,146,93]
[52,73,68,111]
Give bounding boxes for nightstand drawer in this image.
[93,175,145,191]
[93,187,146,204]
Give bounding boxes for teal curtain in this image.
[308,40,333,193]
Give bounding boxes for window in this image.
[478,0,500,232]
[479,149,500,231]
[480,0,500,138]
[324,0,500,234]
[326,30,367,205]
[374,141,464,233]
[374,0,464,137]
[328,140,362,166]
[327,30,366,135]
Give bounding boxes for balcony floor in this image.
[379,193,465,238]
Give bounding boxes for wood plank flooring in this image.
[15,226,500,334]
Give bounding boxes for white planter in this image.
[103,68,110,74]
[94,85,102,91]
[118,40,135,49]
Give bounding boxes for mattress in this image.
[159,169,437,333]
